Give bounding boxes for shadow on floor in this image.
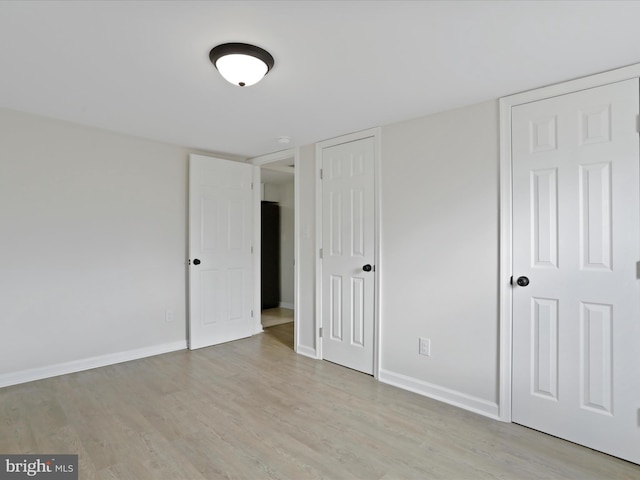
[263,322,294,350]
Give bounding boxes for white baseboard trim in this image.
[0,340,188,389]
[279,302,294,310]
[378,369,500,420]
[295,344,317,359]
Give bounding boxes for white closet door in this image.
[511,79,640,464]
[321,137,376,374]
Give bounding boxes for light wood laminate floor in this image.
[261,307,294,328]
[1,323,638,479]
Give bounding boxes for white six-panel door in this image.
[321,137,376,374]
[511,79,640,464]
[188,154,255,350]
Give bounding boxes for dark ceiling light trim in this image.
[209,43,275,87]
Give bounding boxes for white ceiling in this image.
[1,1,640,158]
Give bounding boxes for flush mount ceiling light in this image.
[209,43,275,87]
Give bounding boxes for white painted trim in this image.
[249,148,302,352]
[0,341,187,388]
[315,127,382,370]
[252,165,262,335]
[379,369,500,420]
[293,149,303,356]
[498,62,640,423]
[315,141,323,360]
[250,148,296,166]
[504,63,640,106]
[316,127,381,150]
[295,345,317,360]
[279,302,294,310]
[373,130,382,379]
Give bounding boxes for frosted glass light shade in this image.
[215,54,268,87]
[209,43,275,87]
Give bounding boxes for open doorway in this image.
[250,149,298,350]
[261,162,294,328]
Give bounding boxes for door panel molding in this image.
[315,128,381,377]
[498,63,640,424]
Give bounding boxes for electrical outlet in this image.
[419,337,430,356]
[165,309,174,323]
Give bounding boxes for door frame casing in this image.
[498,63,640,422]
[249,148,301,348]
[315,127,382,377]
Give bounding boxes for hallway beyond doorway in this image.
[261,307,293,328]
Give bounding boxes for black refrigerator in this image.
[261,201,280,309]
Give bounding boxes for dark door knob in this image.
[362,264,372,272]
[193,259,201,265]
[516,276,529,287]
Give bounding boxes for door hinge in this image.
[319,327,323,338]
[251,245,254,254]
[320,168,323,180]
[251,310,254,318]
[251,182,254,190]
[319,248,323,259]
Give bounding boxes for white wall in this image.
[0,108,240,385]
[262,183,279,202]
[1,100,502,417]
[292,103,501,414]
[278,180,295,308]
[378,100,500,416]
